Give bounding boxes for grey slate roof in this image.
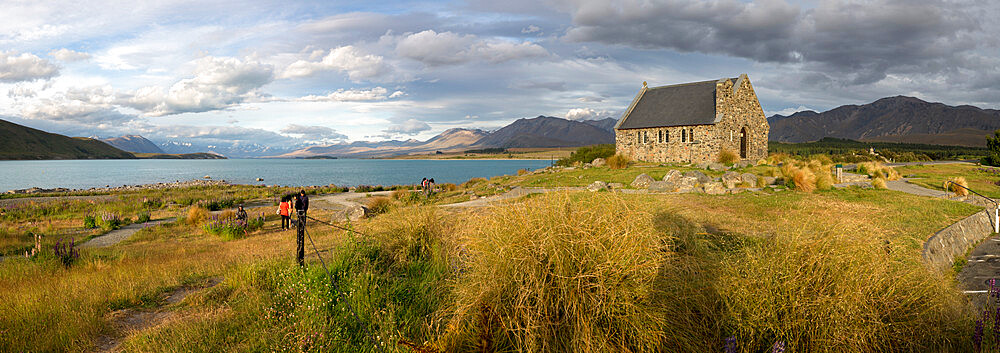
[616,78,735,130]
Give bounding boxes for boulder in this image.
[741,173,758,188]
[587,181,609,192]
[683,170,711,184]
[763,176,777,185]
[333,204,368,222]
[609,182,625,189]
[631,173,655,189]
[721,171,742,189]
[703,181,726,195]
[591,158,606,167]
[648,181,674,192]
[676,176,700,193]
[662,170,683,183]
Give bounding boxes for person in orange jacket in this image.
[277,195,291,230]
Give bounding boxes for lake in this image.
[0,159,554,191]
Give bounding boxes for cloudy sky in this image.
[1,0,998,149]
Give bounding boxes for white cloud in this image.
[49,48,91,62]
[124,56,274,117]
[765,105,814,117]
[280,124,348,141]
[0,51,59,82]
[521,25,541,34]
[395,30,548,66]
[383,118,431,135]
[280,46,390,82]
[565,107,613,120]
[296,87,404,102]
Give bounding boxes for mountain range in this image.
[278,116,617,158]
[768,96,1000,147]
[0,119,136,160]
[100,135,164,154]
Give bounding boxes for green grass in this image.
[896,163,1000,198]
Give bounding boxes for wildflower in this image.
[723,336,736,353]
[770,340,785,353]
[975,319,984,351]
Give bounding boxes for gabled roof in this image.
[615,77,736,130]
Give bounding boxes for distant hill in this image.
[0,119,136,160]
[279,116,615,158]
[768,96,1000,147]
[474,116,614,148]
[133,152,226,159]
[101,135,164,153]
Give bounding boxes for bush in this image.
[461,177,487,188]
[517,168,529,176]
[606,154,631,170]
[186,206,210,226]
[556,144,616,166]
[945,177,969,196]
[872,177,888,189]
[857,162,900,181]
[83,214,97,229]
[718,149,739,164]
[202,212,265,240]
[440,193,673,352]
[136,211,151,223]
[366,196,393,216]
[97,212,123,230]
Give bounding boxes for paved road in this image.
[79,220,171,249]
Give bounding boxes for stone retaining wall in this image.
[922,207,997,271]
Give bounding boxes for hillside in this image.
[279,116,613,158]
[101,135,164,154]
[0,119,136,160]
[768,96,1000,147]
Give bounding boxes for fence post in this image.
[296,210,305,266]
[995,205,999,234]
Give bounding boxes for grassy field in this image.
[0,160,989,352]
[897,163,1000,198]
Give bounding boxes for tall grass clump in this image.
[872,177,888,189]
[461,177,488,188]
[857,162,901,181]
[606,154,631,170]
[718,149,739,164]
[366,196,394,216]
[945,176,969,196]
[556,144,615,166]
[780,163,816,192]
[439,193,673,352]
[720,229,968,352]
[186,205,209,226]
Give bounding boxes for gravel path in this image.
[886,178,951,198]
[79,220,170,249]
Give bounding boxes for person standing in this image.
[294,190,310,266]
[278,196,290,230]
[421,177,428,197]
[235,205,248,223]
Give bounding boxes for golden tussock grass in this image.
[718,149,739,164]
[461,177,488,188]
[439,192,675,352]
[858,162,900,181]
[766,153,792,165]
[872,177,888,189]
[517,168,529,176]
[186,206,209,226]
[606,154,630,170]
[781,164,816,192]
[945,176,969,196]
[365,196,394,215]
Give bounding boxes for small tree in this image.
[982,130,1000,166]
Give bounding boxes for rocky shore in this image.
[4,179,232,195]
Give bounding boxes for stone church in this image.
[614,74,769,164]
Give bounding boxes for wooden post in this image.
[296,210,305,266]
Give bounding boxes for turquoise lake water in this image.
[0,159,554,191]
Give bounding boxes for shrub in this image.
[517,168,529,176]
[606,154,631,170]
[440,193,673,352]
[202,212,265,240]
[945,177,969,196]
[556,144,615,166]
[461,177,487,188]
[83,214,97,229]
[366,196,393,216]
[98,212,123,230]
[440,183,458,192]
[186,206,210,226]
[136,211,151,223]
[718,149,739,164]
[872,177,888,189]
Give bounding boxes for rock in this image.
[203,175,211,179]
[591,158,606,167]
[333,204,368,222]
[683,170,711,184]
[703,181,726,195]
[648,181,674,192]
[256,178,264,181]
[609,182,624,189]
[741,173,758,188]
[707,162,728,171]
[631,173,655,189]
[763,176,777,185]
[676,176,700,192]
[662,170,683,183]
[721,171,742,189]
[587,181,609,192]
